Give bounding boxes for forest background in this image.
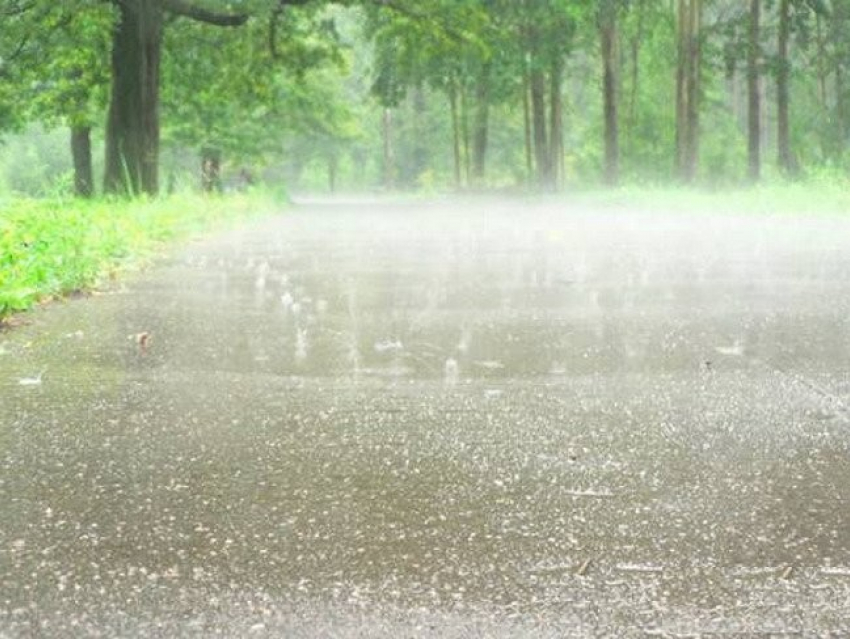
[1,0,848,197]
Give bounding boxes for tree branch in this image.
[2,1,36,17]
[161,0,249,27]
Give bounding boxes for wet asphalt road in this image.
[2,198,850,637]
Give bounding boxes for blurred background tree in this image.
[0,0,847,197]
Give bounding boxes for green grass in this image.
[574,179,850,217]
[0,191,284,321]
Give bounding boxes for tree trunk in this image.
[71,126,94,198]
[549,57,564,190]
[837,67,846,158]
[522,63,533,184]
[460,85,471,184]
[675,1,686,177]
[628,0,645,128]
[747,0,760,183]
[675,0,701,183]
[816,14,826,106]
[832,0,849,155]
[411,85,428,185]
[776,0,794,175]
[382,108,394,189]
[104,0,163,196]
[600,2,619,186]
[471,64,491,185]
[685,1,701,182]
[530,65,551,189]
[815,14,829,160]
[449,80,462,188]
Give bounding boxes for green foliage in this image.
[357,0,850,188]
[158,2,366,193]
[0,1,112,130]
[162,4,346,158]
[0,192,282,320]
[3,0,850,193]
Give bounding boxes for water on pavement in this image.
[2,199,850,636]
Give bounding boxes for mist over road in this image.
[2,198,850,636]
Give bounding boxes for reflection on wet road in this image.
[2,199,850,636]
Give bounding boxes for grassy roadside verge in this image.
[569,180,850,216]
[0,191,284,323]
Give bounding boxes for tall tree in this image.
[599,0,620,186]
[103,0,249,196]
[471,62,491,184]
[675,0,702,182]
[776,0,794,175]
[528,43,551,189]
[516,0,578,190]
[831,0,850,160]
[747,0,761,182]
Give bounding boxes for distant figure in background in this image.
[201,148,223,193]
[237,167,255,191]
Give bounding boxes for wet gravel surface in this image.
[2,199,850,636]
